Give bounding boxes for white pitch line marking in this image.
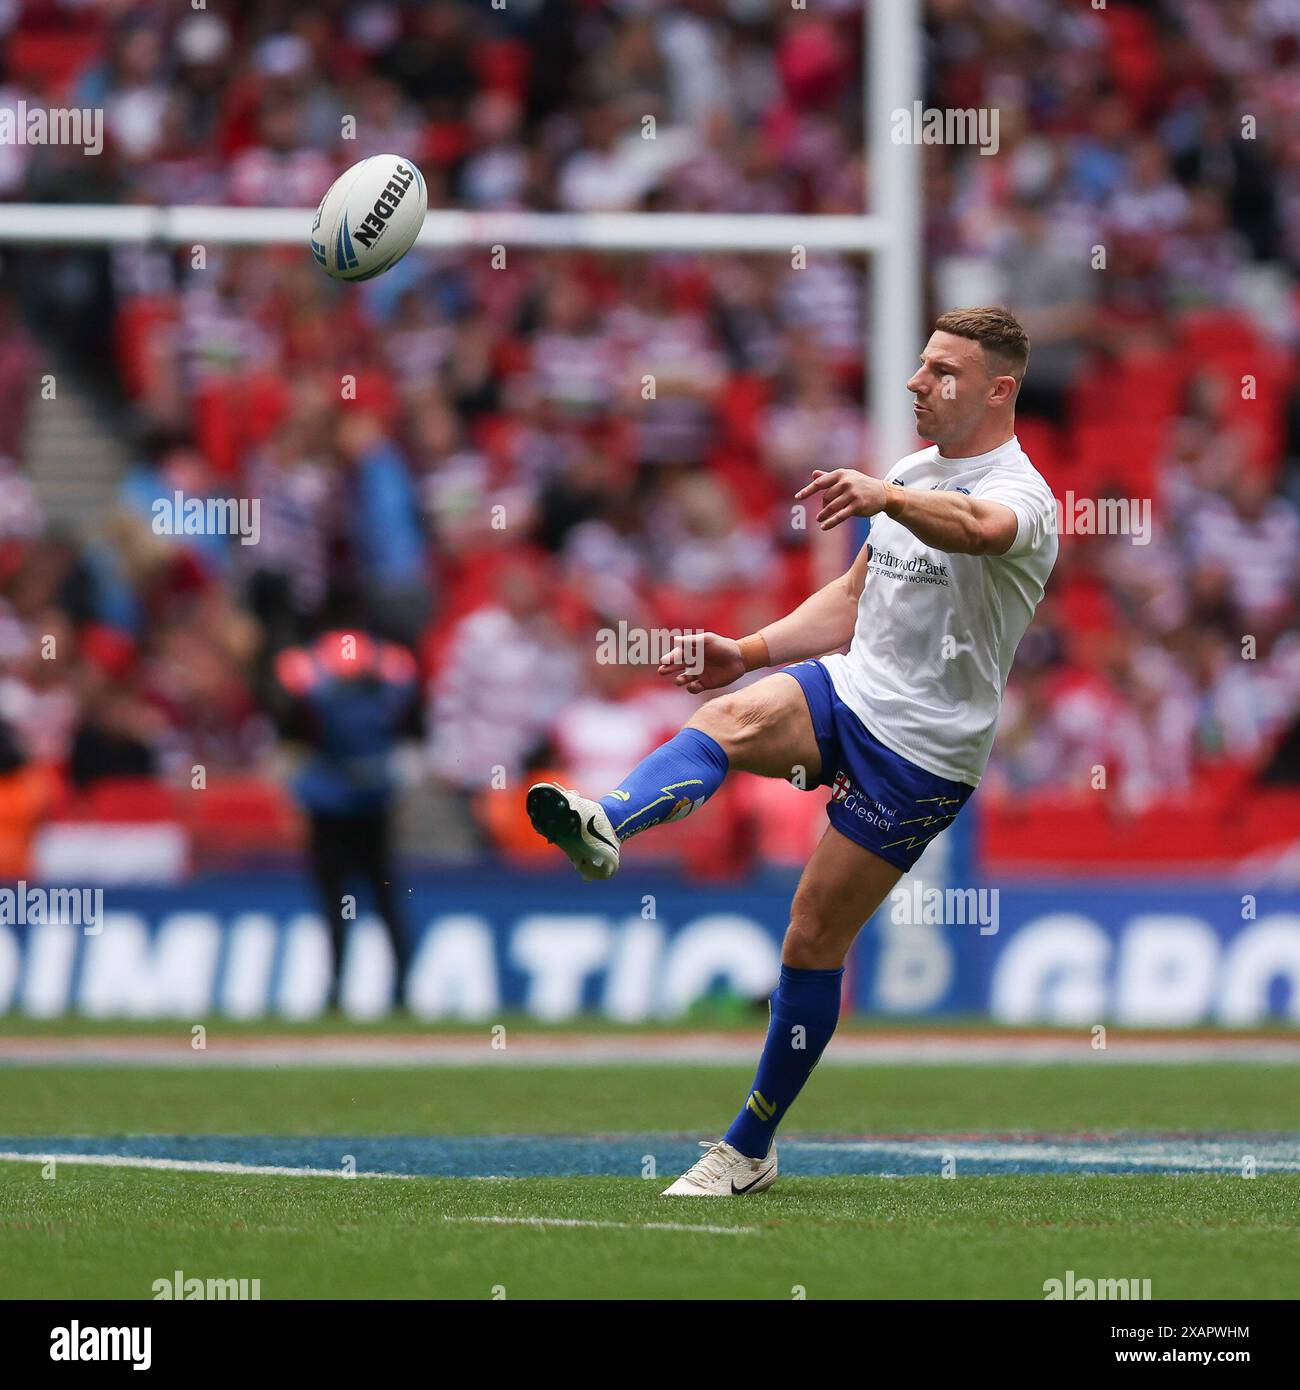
[795,1140,1300,1172]
[4,1035,1300,1068]
[0,1151,413,1179]
[443,1215,760,1236]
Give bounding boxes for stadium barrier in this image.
[2,869,1296,1026]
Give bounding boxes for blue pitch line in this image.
[2,1135,1299,1178]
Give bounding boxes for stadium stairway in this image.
[21,356,131,535]
[395,775,482,864]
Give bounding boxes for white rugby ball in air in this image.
[311,154,427,281]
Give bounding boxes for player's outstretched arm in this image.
[796,468,1018,556]
[658,540,870,694]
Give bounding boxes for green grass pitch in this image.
[1,1055,1297,1299]
[5,1167,1298,1301]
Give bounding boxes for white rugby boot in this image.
[526,781,621,882]
[660,1140,778,1197]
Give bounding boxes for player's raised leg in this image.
[661,825,902,1196]
[526,653,821,881]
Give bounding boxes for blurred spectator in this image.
[69,681,160,788]
[0,715,58,878]
[996,196,1099,424]
[273,613,421,1008]
[228,92,335,208]
[0,457,42,540]
[1186,472,1300,630]
[430,553,581,826]
[338,412,431,646]
[0,296,38,457]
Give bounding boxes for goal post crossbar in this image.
[0,204,887,254]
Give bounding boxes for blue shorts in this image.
[783,659,975,872]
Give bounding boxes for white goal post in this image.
[0,0,921,466]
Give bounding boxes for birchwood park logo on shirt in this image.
[868,546,951,586]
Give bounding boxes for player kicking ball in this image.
[528,308,1058,1195]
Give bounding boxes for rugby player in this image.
[528,307,1059,1195]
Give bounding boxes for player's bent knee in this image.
[782,874,856,968]
[782,918,843,970]
[688,690,766,750]
[686,675,817,779]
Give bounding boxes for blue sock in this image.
[598,728,729,841]
[724,965,844,1159]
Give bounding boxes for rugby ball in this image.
[311,154,427,281]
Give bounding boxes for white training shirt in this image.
[820,436,1058,787]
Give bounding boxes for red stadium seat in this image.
[1173,314,1293,474]
[1176,310,1261,361]
[1070,350,1186,427]
[182,777,303,857]
[475,38,531,98]
[9,30,103,102]
[1096,5,1164,119]
[114,296,180,401]
[1069,420,1169,499]
[982,779,1300,875]
[716,375,769,455]
[1012,418,1063,487]
[192,372,291,478]
[50,778,179,823]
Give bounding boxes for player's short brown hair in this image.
[933,306,1030,384]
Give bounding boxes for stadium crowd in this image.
[1,0,1299,873]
